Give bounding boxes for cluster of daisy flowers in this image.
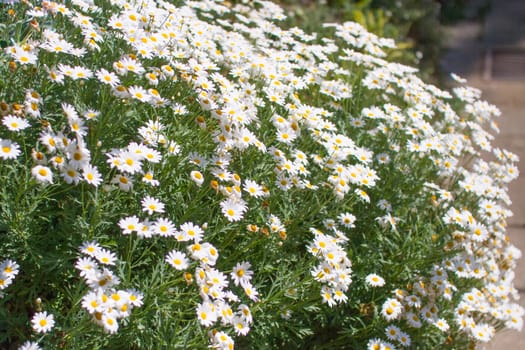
[75,241,144,334]
[194,260,257,342]
[0,93,103,186]
[308,223,353,307]
[363,268,455,348]
[119,205,257,347]
[0,0,523,348]
[366,184,523,347]
[0,259,19,294]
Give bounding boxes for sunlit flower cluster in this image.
[0,259,19,293]
[0,0,523,348]
[76,242,144,334]
[309,227,353,306]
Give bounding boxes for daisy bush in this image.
[0,0,523,349]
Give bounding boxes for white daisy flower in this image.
[31,165,53,184]
[165,250,189,270]
[365,273,385,287]
[0,139,21,160]
[141,196,165,215]
[31,311,55,333]
[2,115,30,131]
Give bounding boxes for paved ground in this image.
[441,0,525,348]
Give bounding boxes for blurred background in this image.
[268,0,488,82]
[239,0,525,347]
